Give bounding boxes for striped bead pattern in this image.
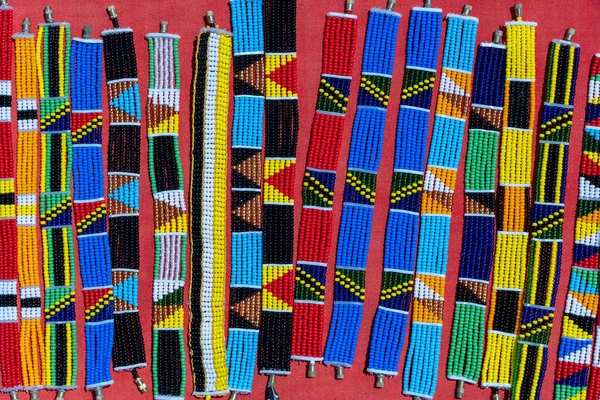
[365,6,441,376]
[403,13,478,399]
[37,20,77,391]
[259,0,300,375]
[147,32,187,398]
[71,37,114,390]
[511,38,579,400]
[101,26,147,376]
[553,56,600,400]
[291,10,358,365]
[446,42,506,385]
[227,0,265,393]
[189,27,232,397]
[481,16,537,390]
[0,4,22,392]
[14,23,45,392]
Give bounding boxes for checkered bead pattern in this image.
[510,38,579,400]
[101,25,147,377]
[226,0,265,394]
[554,56,600,400]
[259,0,300,375]
[189,27,232,397]
[364,6,441,376]
[146,32,188,399]
[71,37,115,390]
[14,21,45,392]
[402,13,478,399]
[446,42,506,386]
[37,20,77,391]
[481,15,537,390]
[0,5,23,393]
[291,10,358,365]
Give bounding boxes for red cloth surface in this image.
[12,0,600,399]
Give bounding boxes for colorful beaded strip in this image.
[259,0,299,375]
[402,12,479,398]
[147,30,187,399]
[446,41,506,386]
[226,0,265,393]
[189,25,232,397]
[14,19,45,393]
[37,20,77,391]
[0,4,23,393]
[364,6,441,375]
[71,35,115,390]
[511,37,579,400]
[101,23,147,376]
[554,55,600,400]
[481,13,537,391]
[323,6,401,371]
[291,9,358,366]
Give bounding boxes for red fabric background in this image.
[11,0,600,399]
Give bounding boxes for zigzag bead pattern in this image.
[37,20,77,391]
[291,9,358,365]
[0,4,23,393]
[365,6,441,377]
[446,42,506,386]
[146,31,188,399]
[226,0,265,394]
[481,14,537,391]
[189,26,231,397]
[259,0,300,375]
[402,13,479,399]
[14,19,45,392]
[71,35,115,390]
[554,55,600,400]
[511,38,579,400]
[101,25,147,377]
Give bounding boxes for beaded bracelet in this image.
[554,55,600,400]
[146,26,188,399]
[510,33,579,400]
[189,18,232,397]
[37,11,78,393]
[71,30,115,393]
[0,3,23,395]
[362,3,441,381]
[259,0,299,379]
[446,33,506,395]
[402,10,478,399]
[14,17,45,396]
[290,5,358,374]
[226,0,265,394]
[101,8,147,389]
[481,5,537,394]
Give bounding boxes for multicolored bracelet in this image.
[291,3,358,375]
[554,55,600,400]
[37,9,77,394]
[14,16,45,396]
[0,3,23,396]
[481,4,537,395]
[259,0,299,381]
[510,31,579,400]
[364,2,441,383]
[102,6,147,389]
[146,24,188,400]
[227,0,265,394]
[446,32,506,396]
[71,28,115,394]
[324,3,402,377]
[402,9,478,399]
[189,14,231,398]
